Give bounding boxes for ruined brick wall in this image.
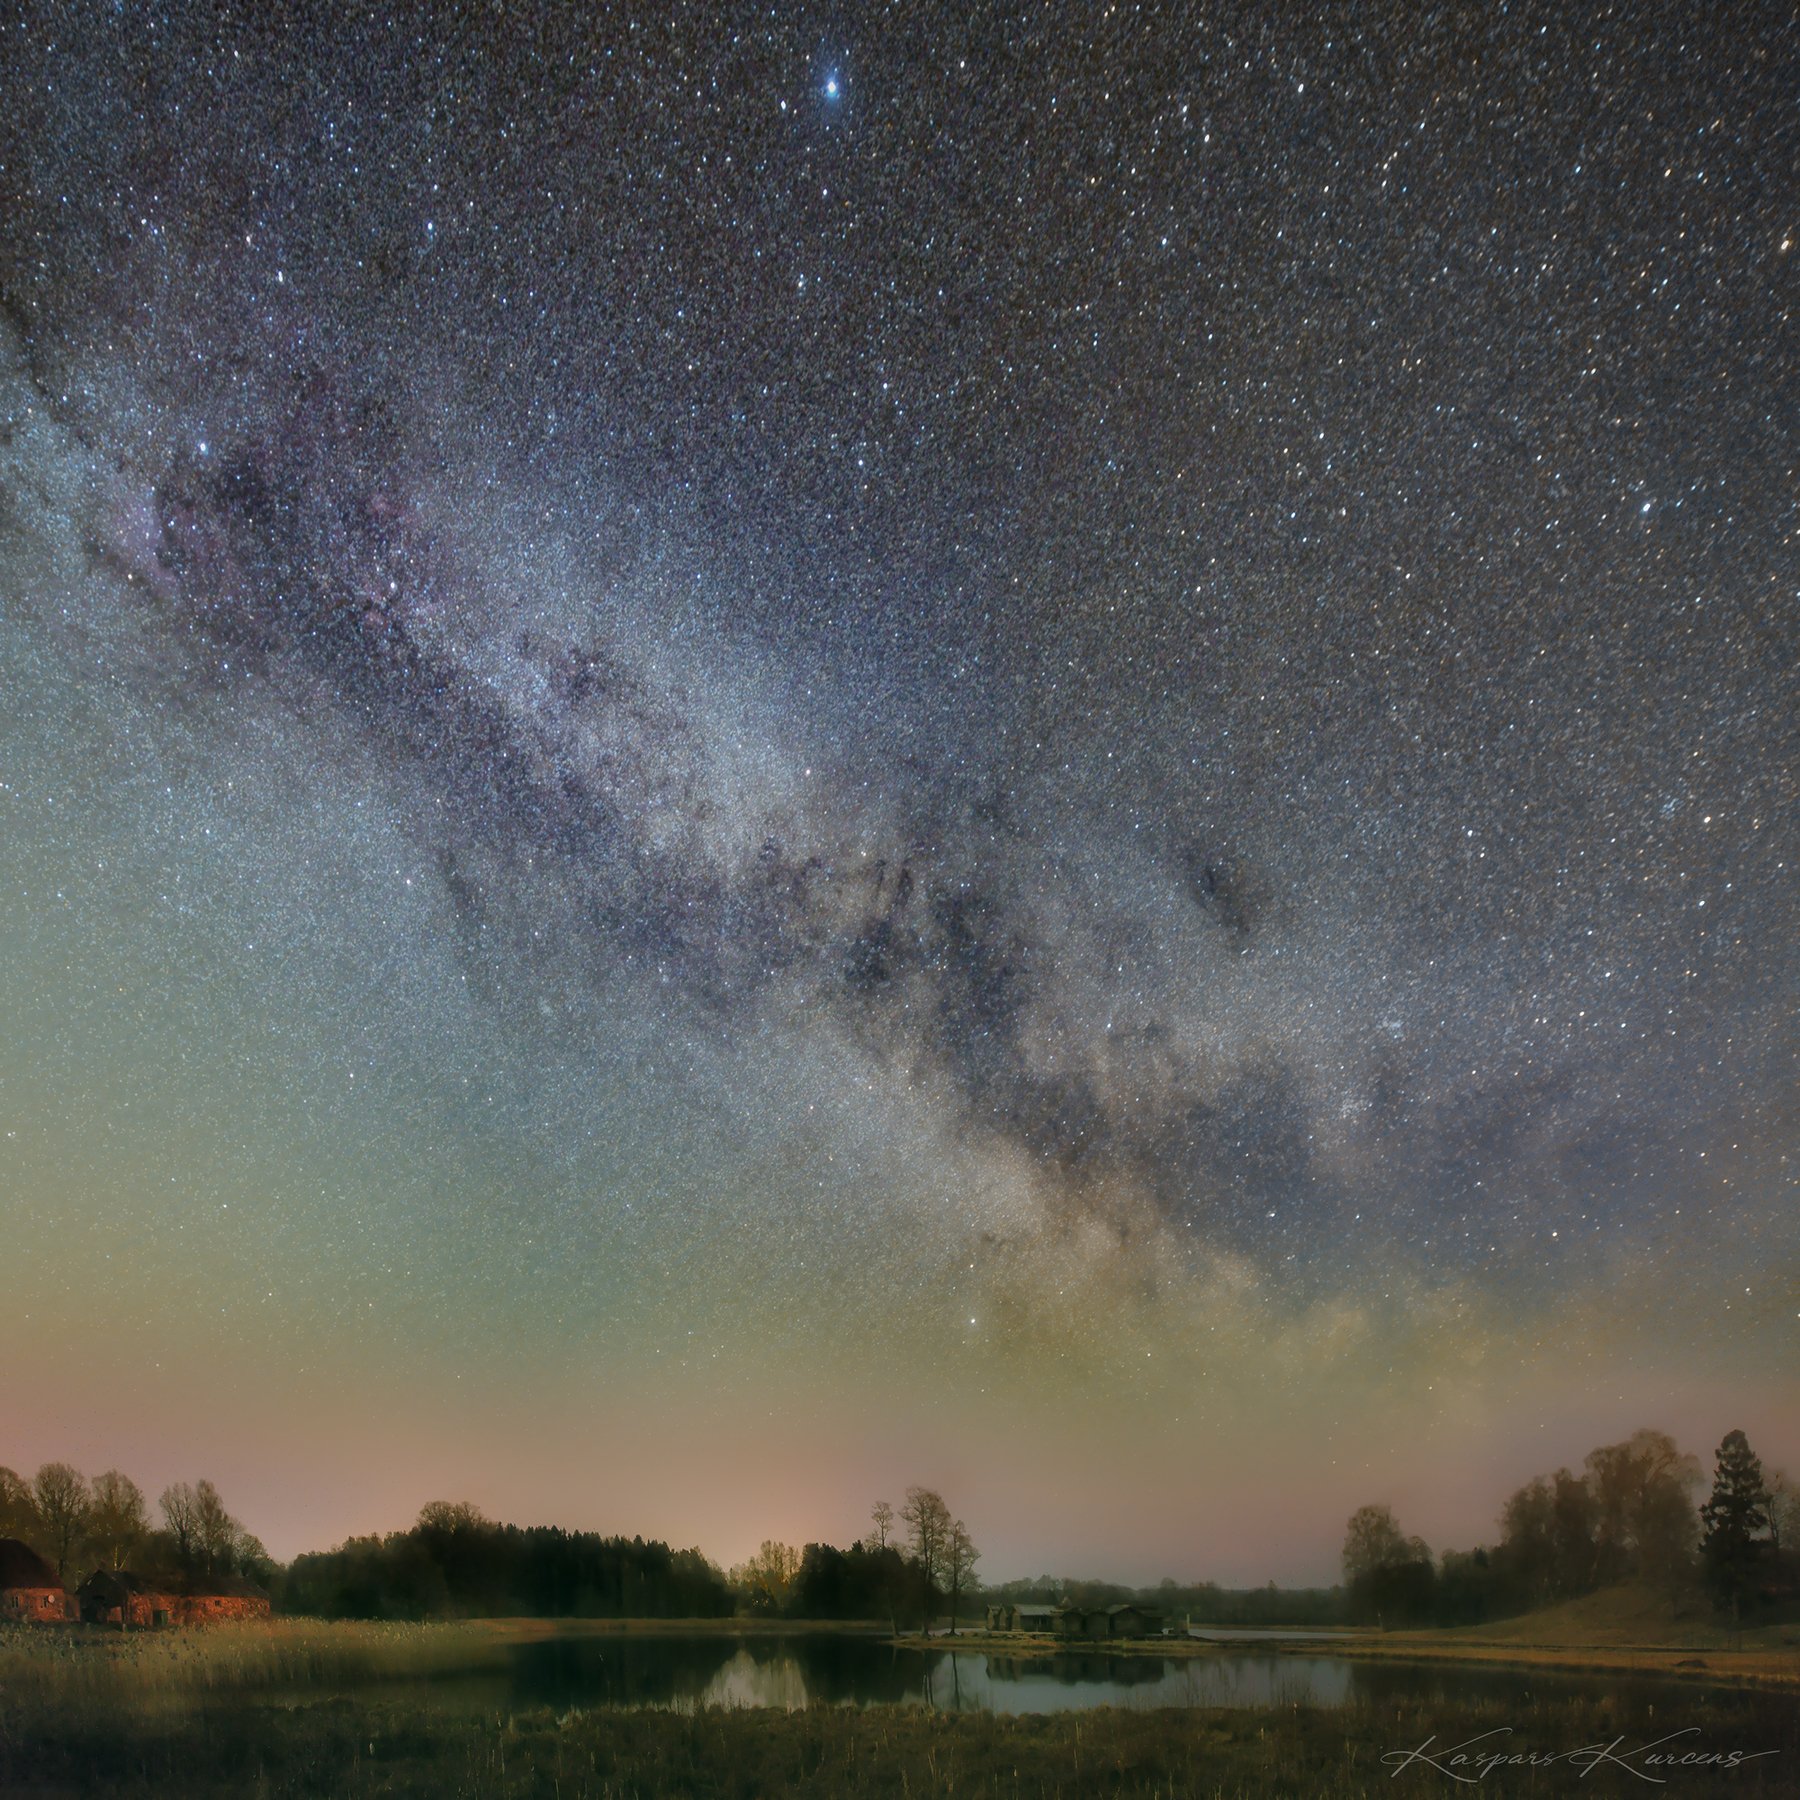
[177,1592,270,1625]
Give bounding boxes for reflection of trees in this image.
[508,1636,738,1708]
[788,1635,918,1705]
[1019,1653,1168,1688]
[510,1633,946,1710]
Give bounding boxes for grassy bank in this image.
[1304,1586,1800,1691]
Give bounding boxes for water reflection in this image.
[452,1635,1700,1717]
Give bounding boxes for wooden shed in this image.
[78,1569,180,1628]
[1046,1601,1165,1639]
[1106,1603,1165,1638]
[1055,1603,1111,1640]
[0,1537,74,1623]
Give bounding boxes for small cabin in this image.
[993,1612,1058,1641]
[1045,1601,1164,1640]
[1055,1604,1110,1640]
[78,1568,180,1628]
[1107,1603,1164,1638]
[0,1537,74,1623]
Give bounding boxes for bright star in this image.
[823,73,840,101]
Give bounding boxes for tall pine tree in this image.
[1699,1429,1770,1622]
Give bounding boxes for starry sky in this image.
[1,1,1795,1583]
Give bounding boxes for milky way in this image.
[1,1,1795,1574]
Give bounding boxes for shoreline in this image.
[886,1625,1800,1689]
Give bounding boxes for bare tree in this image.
[33,1463,91,1580]
[870,1499,894,1550]
[193,1480,238,1572]
[160,1482,200,1569]
[1764,1468,1793,1559]
[901,1487,952,1628]
[87,1471,150,1570]
[944,1517,980,1633]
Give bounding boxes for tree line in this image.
[1340,1426,1797,1628]
[729,1488,978,1627]
[0,1462,270,1586]
[281,1501,733,1619]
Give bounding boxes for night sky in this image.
[1,1,1795,1582]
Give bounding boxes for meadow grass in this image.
[2,1687,1795,1797]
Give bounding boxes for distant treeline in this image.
[279,1502,732,1620]
[985,1577,1345,1627]
[2,1463,270,1587]
[776,1542,932,1622]
[18,1430,1792,1632]
[1340,1426,1798,1629]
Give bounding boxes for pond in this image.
[345,1632,1729,1716]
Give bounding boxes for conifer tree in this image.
[1699,1429,1770,1623]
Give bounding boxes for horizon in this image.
[3,1,1796,1599]
[11,1393,1794,1590]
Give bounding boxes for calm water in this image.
[340,1632,1721,1716]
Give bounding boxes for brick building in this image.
[77,1568,181,1628]
[0,1537,74,1623]
[178,1572,272,1623]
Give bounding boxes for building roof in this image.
[181,1572,270,1599]
[78,1568,178,1598]
[0,1537,62,1590]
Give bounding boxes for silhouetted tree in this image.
[790,1540,921,1621]
[1435,1547,1500,1625]
[234,1530,277,1588]
[1495,1469,1598,1605]
[86,1470,150,1571]
[160,1482,201,1570]
[32,1463,90,1580]
[734,1540,800,1614]
[1584,1429,1700,1589]
[417,1500,490,1533]
[870,1499,894,1550]
[193,1479,239,1572]
[1700,1429,1770,1624]
[1341,1504,1435,1626]
[1764,1468,1793,1561]
[901,1487,951,1626]
[0,1466,40,1544]
[1341,1504,1412,1584]
[944,1518,979,1631]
